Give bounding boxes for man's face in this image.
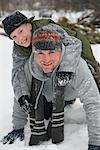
[10,23,32,47]
[34,50,62,73]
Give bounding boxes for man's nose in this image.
[44,53,51,62]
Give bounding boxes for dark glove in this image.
[88,144,100,150]
[18,95,32,114]
[1,128,24,144]
[56,72,72,86]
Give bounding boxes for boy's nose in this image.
[17,36,22,44]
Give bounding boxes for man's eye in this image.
[50,51,55,54]
[36,51,43,55]
[38,52,44,55]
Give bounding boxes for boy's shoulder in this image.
[14,43,32,57]
[31,18,55,31]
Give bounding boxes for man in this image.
[1,11,100,149]
[15,24,100,149]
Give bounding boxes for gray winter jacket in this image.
[12,24,100,146]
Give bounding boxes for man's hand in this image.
[18,95,33,114]
[88,144,100,150]
[1,128,24,144]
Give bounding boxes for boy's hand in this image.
[88,144,100,150]
[56,72,72,86]
[1,128,24,144]
[18,95,33,114]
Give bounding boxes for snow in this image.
[0,11,100,150]
[91,44,100,63]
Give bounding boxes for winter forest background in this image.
[0,0,100,15]
[0,0,100,150]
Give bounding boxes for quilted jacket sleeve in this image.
[12,45,31,100]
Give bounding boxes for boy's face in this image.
[34,50,62,73]
[10,23,32,47]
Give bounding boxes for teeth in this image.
[44,64,51,66]
[22,38,27,44]
[23,40,26,44]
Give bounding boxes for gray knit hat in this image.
[2,11,35,37]
[32,25,63,51]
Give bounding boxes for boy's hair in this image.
[2,11,35,37]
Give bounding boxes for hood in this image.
[29,23,82,81]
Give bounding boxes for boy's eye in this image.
[11,35,16,40]
[19,30,23,33]
[12,35,16,40]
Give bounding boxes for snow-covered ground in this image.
[0,11,100,150]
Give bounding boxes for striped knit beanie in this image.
[32,25,63,51]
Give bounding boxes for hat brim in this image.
[27,16,35,23]
[14,16,35,27]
